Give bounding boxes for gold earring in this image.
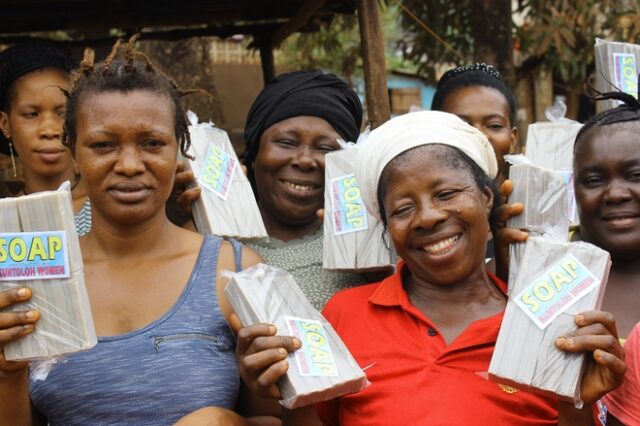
[8,140,17,178]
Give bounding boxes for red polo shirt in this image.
[318,263,558,426]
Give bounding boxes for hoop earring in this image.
[8,140,17,178]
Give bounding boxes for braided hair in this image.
[62,35,193,158]
[574,88,640,147]
[431,63,517,127]
[0,41,74,155]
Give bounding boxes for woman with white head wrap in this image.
[236,111,625,425]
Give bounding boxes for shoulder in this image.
[322,281,380,319]
[218,238,263,270]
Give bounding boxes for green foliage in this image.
[276,4,413,83]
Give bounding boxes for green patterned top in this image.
[249,229,364,310]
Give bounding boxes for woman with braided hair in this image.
[571,90,640,425]
[0,41,92,235]
[0,38,282,426]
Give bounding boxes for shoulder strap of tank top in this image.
[228,238,243,272]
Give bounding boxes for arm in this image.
[0,287,40,426]
[555,311,626,426]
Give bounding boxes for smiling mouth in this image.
[281,179,319,191]
[422,235,460,255]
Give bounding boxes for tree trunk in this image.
[470,0,515,88]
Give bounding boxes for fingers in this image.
[316,209,324,220]
[0,309,39,330]
[228,313,243,334]
[0,287,32,309]
[574,311,618,339]
[556,311,623,359]
[494,203,524,224]
[499,179,513,199]
[494,227,528,246]
[177,187,201,215]
[236,324,300,357]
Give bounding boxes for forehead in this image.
[442,86,510,118]
[262,115,339,138]
[575,121,640,165]
[383,145,475,186]
[75,89,175,133]
[9,68,69,104]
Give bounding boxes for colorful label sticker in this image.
[613,53,638,99]
[514,254,600,329]
[284,316,338,377]
[197,142,237,200]
[0,231,70,281]
[330,174,368,235]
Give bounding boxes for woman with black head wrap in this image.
[0,41,92,235]
[243,69,365,309]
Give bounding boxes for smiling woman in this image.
[242,70,365,309]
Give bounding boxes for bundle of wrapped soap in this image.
[594,38,640,112]
[0,183,96,360]
[225,263,368,408]
[322,142,394,271]
[184,112,267,241]
[489,237,610,404]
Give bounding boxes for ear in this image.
[481,185,494,216]
[0,111,11,139]
[509,126,519,153]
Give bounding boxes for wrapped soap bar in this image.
[594,38,640,112]
[322,143,394,271]
[489,237,611,404]
[0,183,97,360]
[507,163,569,241]
[225,263,368,408]
[184,112,267,241]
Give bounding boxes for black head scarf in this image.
[0,41,75,155]
[243,69,363,171]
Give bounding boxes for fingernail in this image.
[278,348,287,356]
[293,337,302,348]
[23,324,34,332]
[268,325,276,334]
[280,360,288,369]
[556,337,566,347]
[25,311,36,319]
[575,314,584,324]
[17,288,28,297]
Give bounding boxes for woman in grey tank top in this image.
[0,38,282,425]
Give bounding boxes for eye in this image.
[273,138,296,148]
[581,175,603,188]
[486,123,505,130]
[435,189,459,200]
[389,203,414,218]
[627,170,640,181]
[21,111,38,118]
[316,144,338,153]
[89,141,115,152]
[143,139,166,149]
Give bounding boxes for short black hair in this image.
[62,36,192,158]
[431,63,517,127]
[574,89,640,149]
[376,144,502,231]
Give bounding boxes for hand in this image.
[173,161,201,216]
[232,315,301,400]
[555,310,626,404]
[0,287,40,375]
[492,180,528,281]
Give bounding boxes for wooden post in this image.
[356,0,390,129]
[256,35,275,85]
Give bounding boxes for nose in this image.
[411,197,448,231]
[113,145,145,176]
[38,113,62,140]
[604,179,632,204]
[291,145,317,171]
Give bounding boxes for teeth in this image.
[283,181,315,191]
[423,235,459,255]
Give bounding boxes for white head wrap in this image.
[357,110,498,219]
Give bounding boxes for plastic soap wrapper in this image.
[225,263,368,408]
[322,143,395,271]
[184,111,267,241]
[0,182,97,362]
[507,163,569,241]
[524,121,582,224]
[489,237,611,405]
[594,38,640,112]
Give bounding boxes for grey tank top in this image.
[30,235,242,425]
